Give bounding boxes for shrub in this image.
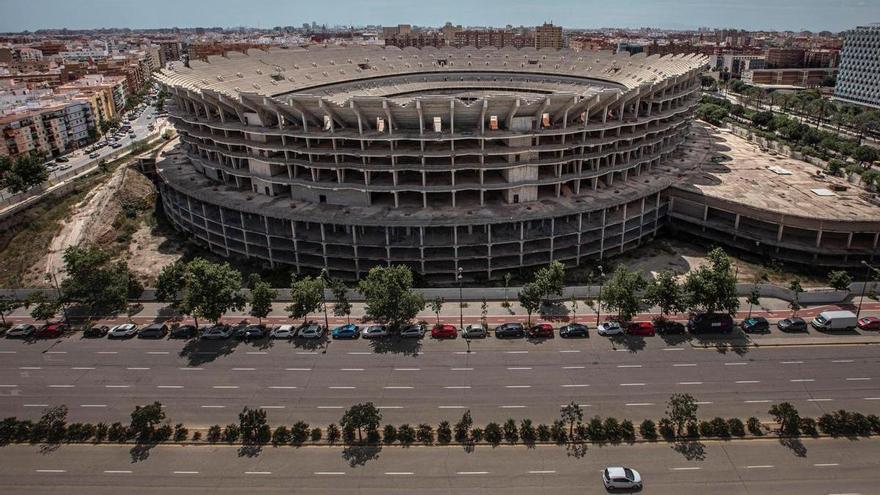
[658,418,675,440]
[173,424,188,442]
[727,418,745,437]
[685,421,699,439]
[799,417,818,436]
[223,424,240,443]
[818,413,837,435]
[699,420,714,438]
[342,424,356,444]
[154,424,173,442]
[0,417,18,444]
[503,419,519,444]
[851,412,873,436]
[417,423,434,445]
[365,427,381,444]
[272,426,290,446]
[711,417,730,438]
[639,420,657,440]
[868,414,880,435]
[191,431,202,442]
[484,422,503,445]
[550,420,567,444]
[65,423,89,442]
[454,411,472,444]
[291,421,310,445]
[326,424,340,444]
[436,421,452,444]
[108,422,128,443]
[398,424,416,445]
[519,419,536,445]
[94,422,108,443]
[537,424,551,442]
[603,417,621,442]
[310,427,322,442]
[586,416,606,442]
[747,417,763,436]
[382,424,397,444]
[206,425,221,443]
[470,427,484,443]
[620,420,636,442]
[16,420,33,443]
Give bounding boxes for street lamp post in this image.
[320,268,330,332]
[45,272,69,326]
[595,265,605,326]
[856,260,877,321]
[457,267,464,331]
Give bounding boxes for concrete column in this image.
[702,204,709,222]
[777,224,785,243]
[847,232,853,249]
[599,208,607,260]
[291,222,301,274]
[385,227,391,266]
[734,213,741,230]
[816,229,823,248]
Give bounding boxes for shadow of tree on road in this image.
[237,444,262,458]
[672,440,706,461]
[341,445,381,467]
[129,442,154,463]
[178,337,239,366]
[610,335,647,353]
[565,440,588,458]
[369,338,422,357]
[779,437,807,457]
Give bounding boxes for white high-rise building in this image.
[835,24,880,108]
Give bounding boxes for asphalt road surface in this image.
[0,438,875,494]
[1,330,879,426]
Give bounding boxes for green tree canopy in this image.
[285,275,324,323]
[532,261,565,302]
[247,274,276,324]
[25,292,60,323]
[601,265,646,322]
[154,260,186,304]
[827,270,853,292]
[357,265,425,327]
[0,296,22,326]
[665,393,699,437]
[644,270,684,317]
[340,402,382,443]
[328,278,351,322]
[130,401,166,441]
[682,248,740,315]
[59,246,134,316]
[158,258,245,326]
[517,282,543,326]
[0,151,48,193]
[428,296,445,325]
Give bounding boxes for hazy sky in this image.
[1,0,877,32]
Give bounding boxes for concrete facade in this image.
[835,24,880,109]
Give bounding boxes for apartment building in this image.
[835,24,880,108]
[58,74,128,116]
[0,99,94,159]
[534,23,563,50]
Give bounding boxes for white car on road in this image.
[361,325,389,339]
[296,323,325,339]
[603,466,642,490]
[108,323,139,339]
[597,321,624,336]
[270,324,296,340]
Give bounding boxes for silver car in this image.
[361,325,388,339]
[597,321,624,336]
[5,324,36,338]
[200,324,233,340]
[399,324,426,338]
[461,323,487,338]
[108,323,139,338]
[297,323,325,339]
[270,324,296,340]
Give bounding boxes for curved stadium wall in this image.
[155,45,706,283]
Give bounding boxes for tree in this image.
[357,265,425,327]
[154,260,187,307]
[683,247,740,315]
[480,297,488,327]
[827,270,853,292]
[569,294,578,323]
[601,265,646,322]
[36,405,68,443]
[329,278,351,323]
[59,246,134,316]
[130,401,165,441]
[176,259,245,326]
[238,407,270,444]
[339,402,382,443]
[453,410,473,444]
[789,278,804,316]
[644,270,684,317]
[502,272,513,307]
[0,296,21,326]
[247,274,276,325]
[517,282,543,326]
[560,401,584,439]
[286,275,323,323]
[0,152,48,193]
[746,287,761,319]
[769,402,800,436]
[428,297,444,325]
[751,111,775,129]
[665,393,699,437]
[532,261,565,303]
[25,292,59,323]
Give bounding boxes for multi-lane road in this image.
[0,438,876,494]
[1,328,879,426]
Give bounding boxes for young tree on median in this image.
[428,297,445,325]
[644,270,684,318]
[518,282,543,326]
[601,265,646,322]
[356,265,425,328]
[340,402,382,443]
[286,275,324,324]
[130,401,165,442]
[665,393,699,437]
[560,401,584,439]
[247,274,276,325]
[682,247,740,315]
[328,278,352,323]
[239,406,270,444]
[788,278,804,316]
[768,402,801,436]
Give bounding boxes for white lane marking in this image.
[781,361,804,364]
[558,404,592,408]
[260,406,285,409]
[620,383,646,386]
[23,404,49,407]
[213,386,239,389]
[444,386,471,389]
[385,472,414,475]
[20,366,42,370]
[328,386,355,389]
[745,400,771,403]
[505,385,531,389]
[790,379,815,382]
[617,364,642,368]
[317,406,344,409]
[80,404,106,408]
[179,367,203,371]
[678,382,703,385]
[626,403,654,406]
[725,362,747,366]
[157,385,184,389]
[297,352,318,355]
[285,368,311,371]
[453,351,475,355]
[0,351,16,354]
[663,347,684,351]
[451,367,473,371]
[377,406,403,409]
[695,401,714,405]
[104,470,132,474]
[127,367,150,370]
[314,472,345,475]
[245,471,272,475]
[846,378,871,381]
[505,351,528,354]
[563,366,586,369]
[457,471,489,475]
[807,398,834,402]
[500,405,526,409]
[173,471,200,474]
[438,405,466,409]
[736,380,760,384]
[35,469,66,473]
[0,384,19,388]
[507,367,532,370]
[559,350,581,353]
[385,386,415,390]
[96,352,117,355]
[231,367,256,371]
[746,465,774,469]
[814,463,840,467]
[340,368,364,371]
[528,470,557,474]
[671,467,702,471]
[673,363,697,367]
[48,384,74,388]
[864,397,880,400]
[105,385,131,388]
[246,352,267,355]
[832,360,854,363]
[200,405,225,409]
[147,351,169,355]
[394,368,420,371]
[347,352,371,355]
[72,367,96,370]
[560,384,589,388]
[46,351,66,354]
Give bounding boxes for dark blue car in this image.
[331,323,360,339]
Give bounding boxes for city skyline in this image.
[1,0,877,33]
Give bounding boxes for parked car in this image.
[811,310,858,331]
[461,323,487,339]
[236,324,267,339]
[138,323,168,339]
[83,324,110,338]
[740,317,770,334]
[170,324,198,339]
[559,323,589,338]
[270,324,296,340]
[597,321,624,336]
[655,319,685,335]
[108,323,138,339]
[687,313,734,334]
[431,324,457,339]
[777,317,807,332]
[6,323,36,339]
[297,323,325,339]
[528,323,555,338]
[857,316,880,331]
[56,156,69,163]
[361,325,389,339]
[602,466,642,490]
[399,324,426,339]
[494,322,525,338]
[89,152,99,159]
[200,324,233,340]
[331,323,359,339]
[626,321,656,336]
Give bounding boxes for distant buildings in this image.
[0,89,94,159]
[534,23,563,50]
[835,24,880,108]
[382,22,561,50]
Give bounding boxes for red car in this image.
[36,323,67,339]
[431,324,457,339]
[626,322,655,336]
[858,316,880,331]
[528,323,554,338]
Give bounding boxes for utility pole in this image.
[320,268,330,332]
[45,272,69,326]
[595,265,605,326]
[457,267,464,331]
